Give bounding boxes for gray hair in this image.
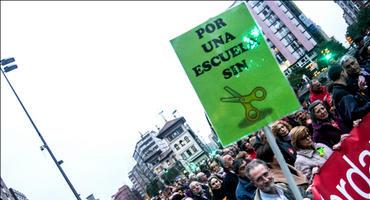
[245,159,269,180]
[339,55,356,67]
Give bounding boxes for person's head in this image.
[256,143,275,164]
[196,172,208,183]
[310,80,322,92]
[189,181,202,195]
[308,100,330,124]
[328,62,348,82]
[290,126,313,150]
[169,192,185,200]
[294,110,309,125]
[208,175,223,190]
[232,158,249,178]
[340,55,361,76]
[235,151,248,160]
[249,136,257,147]
[246,159,275,193]
[221,154,234,170]
[271,120,292,138]
[209,161,221,174]
[256,129,267,144]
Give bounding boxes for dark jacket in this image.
[312,121,345,149]
[346,69,370,97]
[222,169,239,200]
[331,83,370,132]
[189,187,212,200]
[276,138,296,166]
[211,187,226,200]
[235,177,256,200]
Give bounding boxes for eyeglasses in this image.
[300,133,310,141]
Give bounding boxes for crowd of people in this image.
[150,42,369,200]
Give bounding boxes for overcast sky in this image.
[1,1,347,200]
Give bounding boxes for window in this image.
[167,127,184,141]
[303,31,311,39]
[174,144,180,150]
[267,14,277,25]
[249,0,259,7]
[292,18,299,26]
[273,20,282,30]
[186,149,193,157]
[184,136,190,143]
[262,7,271,17]
[179,140,185,146]
[181,153,187,160]
[286,11,294,19]
[297,24,305,33]
[191,145,198,153]
[275,52,286,64]
[291,41,299,51]
[280,5,287,13]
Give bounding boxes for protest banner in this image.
[170,3,300,146]
[312,113,370,200]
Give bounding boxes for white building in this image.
[156,117,208,173]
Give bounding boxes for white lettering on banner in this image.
[336,179,353,200]
[330,194,345,200]
[334,149,370,200]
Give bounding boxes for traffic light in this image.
[320,48,333,62]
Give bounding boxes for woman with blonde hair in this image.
[290,126,333,184]
[270,120,296,165]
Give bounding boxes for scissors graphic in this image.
[220,86,267,121]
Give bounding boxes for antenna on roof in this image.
[138,131,143,138]
[158,110,168,123]
[172,109,178,119]
[155,125,160,131]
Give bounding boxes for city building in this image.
[245,1,321,76]
[1,177,15,200]
[111,185,139,200]
[334,0,369,25]
[8,188,28,200]
[86,193,100,200]
[128,164,151,198]
[156,117,208,173]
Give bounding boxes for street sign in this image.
[170,3,300,146]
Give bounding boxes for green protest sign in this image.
[170,3,300,146]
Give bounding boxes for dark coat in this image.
[312,121,345,148]
[276,138,297,166]
[222,169,239,200]
[235,177,256,200]
[331,83,370,132]
[211,187,226,200]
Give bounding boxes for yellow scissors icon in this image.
[220,86,267,121]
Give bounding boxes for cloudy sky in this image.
[1,1,347,200]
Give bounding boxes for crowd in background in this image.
[150,37,369,200]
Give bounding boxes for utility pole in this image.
[1,57,82,200]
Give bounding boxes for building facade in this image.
[1,177,15,200]
[245,1,320,75]
[156,117,208,173]
[128,164,150,198]
[8,189,28,200]
[112,185,139,200]
[334,0,369,25]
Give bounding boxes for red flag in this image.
[312,113,370,200]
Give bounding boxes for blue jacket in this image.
[235,177,256,200]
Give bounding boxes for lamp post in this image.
[0,57,82,200]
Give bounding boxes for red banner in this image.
[312,113,370,200]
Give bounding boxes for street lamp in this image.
[0,57,82,200]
